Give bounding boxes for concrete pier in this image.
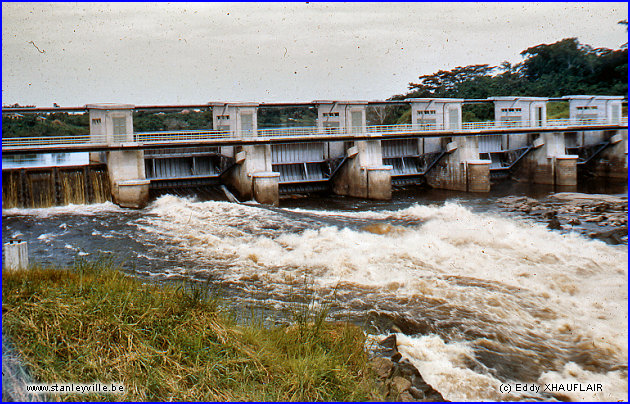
[223,144,276,202]
[332,142,392,199]
[563,96,627,180]
[88,104,150,208]
[319,101,393,199]
[589,130,628,180]
[3,241,28,271]
[466,160,492,192]
[514,132,578,186]
[406,98,490,192]
[425,136,491,192]
[252,172,280,206]
[212,102,281,204]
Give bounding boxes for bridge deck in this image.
[2,118,627,155]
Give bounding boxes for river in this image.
[2,181,627,401]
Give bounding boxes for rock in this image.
[380,334,397,350]
[567,217,581,225]
[370,357,393,379]
[542,210,557,219]
[595,202,610,212]
[547,217,562,230]
[408,386,425,400]
[588,226,628,245]
[522,197,539,206]
[425,390,447,402]
[397,359,421,378]
[391,376,412,394]
[375,347,402,361]
[390,351,402,362]
[398,391,414,401]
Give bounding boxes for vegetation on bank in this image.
[2,259,385,401]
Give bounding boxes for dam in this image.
[2,95,627,208]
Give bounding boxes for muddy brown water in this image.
[2,179,627,401]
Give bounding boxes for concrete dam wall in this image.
[2,165,111,209]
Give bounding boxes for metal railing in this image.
[2,117,627,149]
[135,129,232,142]
[2,134,105,147]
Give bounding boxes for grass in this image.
[2,258,385,401]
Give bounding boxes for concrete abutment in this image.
[331,141,392,200]
[425,136,491,192]
[513,132,578,187]
[88,104,150,208]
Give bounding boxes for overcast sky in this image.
[2,2,628,107]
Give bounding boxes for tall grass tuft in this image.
[2,259,385,401]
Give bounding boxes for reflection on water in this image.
[2,152,89,169]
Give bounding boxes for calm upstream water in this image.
[2,181,627,401]
[2,152,89,169]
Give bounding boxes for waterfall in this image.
[2,165,111,208]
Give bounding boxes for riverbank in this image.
[2,259,387,401]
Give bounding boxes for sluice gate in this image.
[477,134,534,173]
[271,142,342,193]
[382,139,446,186]
[564,130,621,166]
[144,146,234,190]
[2,165,111,209]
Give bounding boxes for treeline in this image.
[3,33,627,137]
[2,112,88,138]
[388,36,627,123]
[133,110,213,132]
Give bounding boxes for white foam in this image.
[141,196,627,400]
[396,334,518,401]
[538,362,628,402]
[2,201,124,217]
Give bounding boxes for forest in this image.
[3,31,627,137]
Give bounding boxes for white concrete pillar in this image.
[252,172,280,206]
[87,104,149,208]
[3,241,28,271]
[513,132,578,186]
[332,140,392,200]
[425,136,490,192]
[218,111,279,205]
[316,101,392,199]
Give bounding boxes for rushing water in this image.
[2,182,627,401]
